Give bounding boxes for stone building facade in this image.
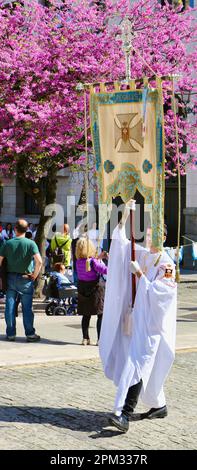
[0,170,88,227]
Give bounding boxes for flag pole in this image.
[121,17,137,303]
[130,202,136,306]
[172,76,181,282]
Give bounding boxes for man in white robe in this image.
[99,222,177,433]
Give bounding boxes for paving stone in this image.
[0,352,196,450]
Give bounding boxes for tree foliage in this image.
[0,0,196,182]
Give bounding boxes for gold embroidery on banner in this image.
[114,113,143,153]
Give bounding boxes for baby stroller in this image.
[45,274,78,316]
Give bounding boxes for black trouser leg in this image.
[81,315,91,340]
[96,315,102,340]
[122,379,143,417]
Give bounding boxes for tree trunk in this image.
[34,168,57,297]
[17,164,58,298]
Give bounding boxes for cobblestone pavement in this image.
[0,352,196,450]
[177,281,197,318]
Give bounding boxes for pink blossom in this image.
[0,0,196,180]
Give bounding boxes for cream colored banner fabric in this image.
[90,88,164,249]
[98,100,156,204]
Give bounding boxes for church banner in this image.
[90,82,165,249]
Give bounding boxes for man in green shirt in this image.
[0,219,42,341]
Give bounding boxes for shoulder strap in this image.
[91,258,105,281]
[54,236,69,250]
[90,258,99,274]
[59,239,69,249]
[54,236,59,249]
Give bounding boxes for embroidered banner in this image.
[90,84,165,249]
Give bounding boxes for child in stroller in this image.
[45,262,77,316]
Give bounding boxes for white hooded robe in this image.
[99,225,177,414]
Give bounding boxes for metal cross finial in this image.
[120,17,134,83]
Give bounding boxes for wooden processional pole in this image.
[130,207,136,306]
[121,18,137,305]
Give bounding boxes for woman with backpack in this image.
[76,237,108,346]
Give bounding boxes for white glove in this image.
[130,260,141,274]
[126,199,136,211]
[119,200,136,228]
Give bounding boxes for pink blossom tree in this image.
[0,0,125,256]
[0,0,196,250]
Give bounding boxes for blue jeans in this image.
[5,273,35,337]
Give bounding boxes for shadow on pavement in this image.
[177,319,197,323]
[179,308,197,312]
[0,335,79,346]
[0,406,146,437]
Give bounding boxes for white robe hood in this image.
[99,225,177,412]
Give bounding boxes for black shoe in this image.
[108,413,129,433]
[146,405,168,420]
[26,334,41,342]
[6,336,16,341]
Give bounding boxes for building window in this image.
[24,193,40,215]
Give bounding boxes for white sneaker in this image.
[81,339,90,346]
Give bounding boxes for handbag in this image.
[95,276,106,315]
